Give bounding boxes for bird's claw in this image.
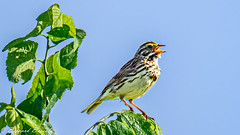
[148,116,155,121]
[142,112,155,121]
[130,108,135,112]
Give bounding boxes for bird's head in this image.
[135,41,166,60]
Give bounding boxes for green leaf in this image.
[47,24,73,44]
[41,94,58,123]
[25,21,48,38]
[59,42,78,70]
[21,122,49,135]
[27,64,46,98]
[10,86,16,107]
[16,109,46,135]
[94,120,134,135]
[37,4,78,45]
[41,87,69,123]
[44,52,74,98]
[41,52,74,123]
[62,14,76,37]
[117,110,159,135]
[17,81,43,120]
[73,29,86,50]
[42,52,73,123]
[0,114,7,133]
[6,40,38,84]
[87,110,163,135]
[45,54,54,74]
[1,3,61,53]
[2,4,81,52]
[0,102,9,113]
[47,14,77,45]
[86,131,97,135]
[96,121,134,135]
[44,75,58,97]
[0,103,14,113]
[5,109,23,135]
[43,122,56,135]
[2,21,46,52]
[2,4,65,52]
[2,37,25,52]
[59,29,86,70]
[76,28,86,39]
[96,124,108,135]
[36,3,62,28]
[21,123,34,135]
[105,120,134,135]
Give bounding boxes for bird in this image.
[81,41,166,120]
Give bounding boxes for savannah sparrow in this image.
[81,41,166,119]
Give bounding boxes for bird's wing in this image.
[99,57,143,96]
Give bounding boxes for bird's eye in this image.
[147,45,152,49]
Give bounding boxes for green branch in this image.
[41,35,51,122]
[43,36,50,77]
[84,112,120,135]
[35,59,44,63]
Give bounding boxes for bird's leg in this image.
[120,98,134,112]
[129,99,154,121]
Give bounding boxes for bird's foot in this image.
[129,107,135,112]
[142,112,154,121]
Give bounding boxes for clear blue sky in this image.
[0,0,240,135]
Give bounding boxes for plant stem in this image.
[84,112,120,135]
[41,33,48,38]
[35,59,44,63]
[49,44,57,48]
[42,35,50,122]
[43,37,50,76]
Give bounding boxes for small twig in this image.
[43,37,50,76]
[84,112,120,135]
[42,35,51,122]
[40,33,48,38]
[35,59,44,63]
[46,97,50,122]
[49,44,57,48]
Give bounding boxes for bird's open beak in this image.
[153,45,166,54]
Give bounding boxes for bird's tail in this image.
[81,99,103,114]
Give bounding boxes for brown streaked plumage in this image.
[81,41,166,119]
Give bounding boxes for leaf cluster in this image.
[0,3,86,135]
[85,110,163,135]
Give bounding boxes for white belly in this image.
[100,59,161,101]
[115,71,156,100]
